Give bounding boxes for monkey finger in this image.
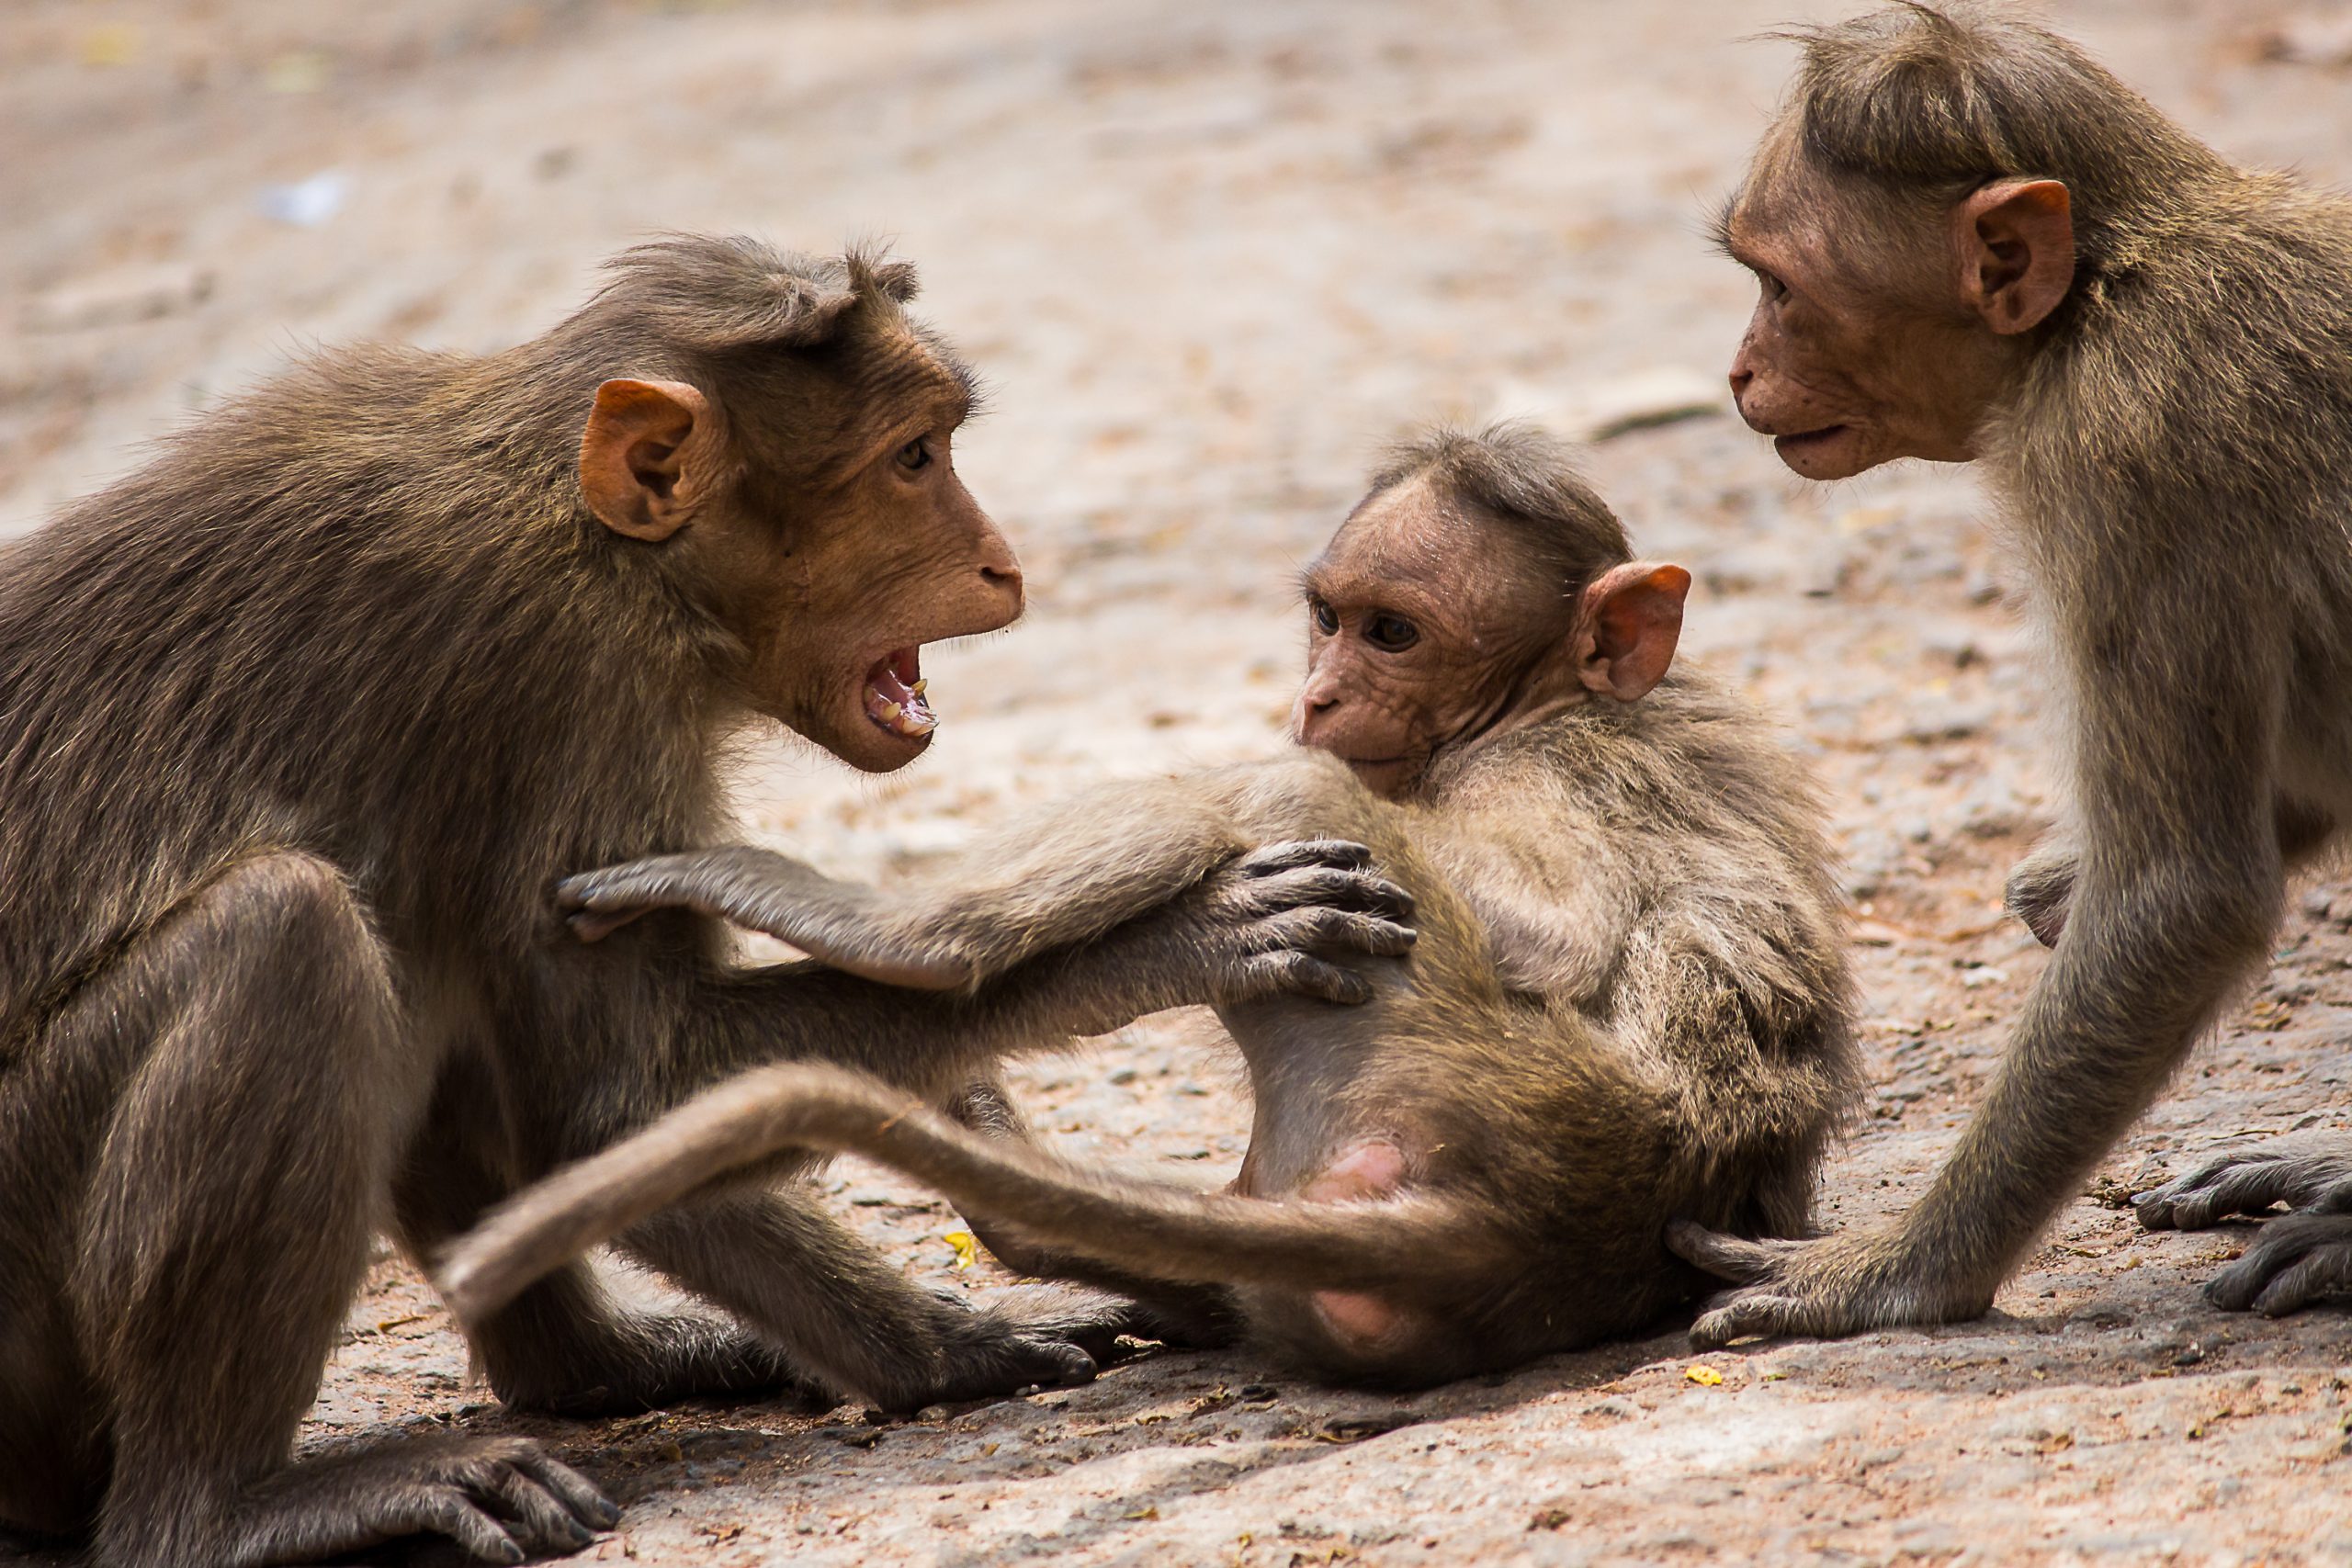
[552,867,651,912]
[2208,1213,2352,1312]
[2136,1156,2292,1231]
[1689,1292,1804,1350]
[1664,1219,1788,1282]
[1241,951,1374,1007]
[564,906,654,943]
[1244,864,1417,921]
[474,1462,599,1554]
[503,1450,623,1532]
[2166,1169,2292,1231]
[1331,873,1416,919]
[2132,1154,2248,1229]
[403,1486,528,1565]
[1237,839,1376,875]
[2248,1242,2352,1316]
[1258,907,1417,959]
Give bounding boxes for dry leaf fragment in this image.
[1685,1365,1725,1386]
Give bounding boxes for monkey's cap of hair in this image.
[1771,3,2227,276]
[1365,422,1631,582]
[589,235,922,356]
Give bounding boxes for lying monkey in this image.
[444,424,1858,1385]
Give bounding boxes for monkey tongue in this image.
[863,649,936,739]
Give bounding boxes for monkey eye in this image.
[1757,269,1790,303]
[1364,613,1419,651]
[1309,598,1340,635]
[895,438,933,472]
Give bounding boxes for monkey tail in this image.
[437,1062,1506,1324]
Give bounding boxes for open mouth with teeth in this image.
[863,647,937,741]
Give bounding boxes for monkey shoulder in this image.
[1430,666,1847,990]
[1442,668,1815,833]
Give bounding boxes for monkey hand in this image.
[1143,839,1418,1009]
[2134,1134,2352,1314]
[556,846,980,989]
[229,1434,619,1564]
[2002,837,2077,948]
[1666,1222,1995,1348]
[2134,1132,2352,1230]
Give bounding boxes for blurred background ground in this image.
[10,0,2352,1562]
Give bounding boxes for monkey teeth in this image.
[864,649,936,739]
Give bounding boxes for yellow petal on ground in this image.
[1685,1365,1724,1386]
[82,25,141,66]
[944,1230,978,1271]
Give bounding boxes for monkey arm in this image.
[495,789,1414,1401]
[1673,591,2288,1343]
[639,837,1417,1107]
[560,756,1415,996]
[559,847,979,987]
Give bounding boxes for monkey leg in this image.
[393,1101,822,1419]
[615,1190,1100,1413]
[943,1080,1245,1350]
[465,1264,824,1419]
[68,854,615,1568]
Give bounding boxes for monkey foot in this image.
[864,648,935,739]
[1667,1222,1984,1348]
[2205,1212,2352,1315]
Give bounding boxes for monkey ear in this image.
[1956,179,2075,336]
[579,379,726,542]
[1574,562,1690,702]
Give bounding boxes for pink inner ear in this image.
[1584,564,1690,699]
[581,378,709,541]
[1960,180,2075,335]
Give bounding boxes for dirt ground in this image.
[11,0,2352,1562]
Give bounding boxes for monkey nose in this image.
[979,558,1023,615]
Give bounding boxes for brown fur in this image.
[1678,3,2352,1342]
[0,235,1393,1566]
[443,428,1858,1388]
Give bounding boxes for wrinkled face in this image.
[1291,482,1569,798]
[1719,153,2020,481]
[602,319,1023,774]
[725,383,1021,773]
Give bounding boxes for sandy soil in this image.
[9,0,2352,1562]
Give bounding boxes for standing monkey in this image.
[1672,3,2352,1342]
[442,426,1858,1387]
[0,237,1387,1566]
